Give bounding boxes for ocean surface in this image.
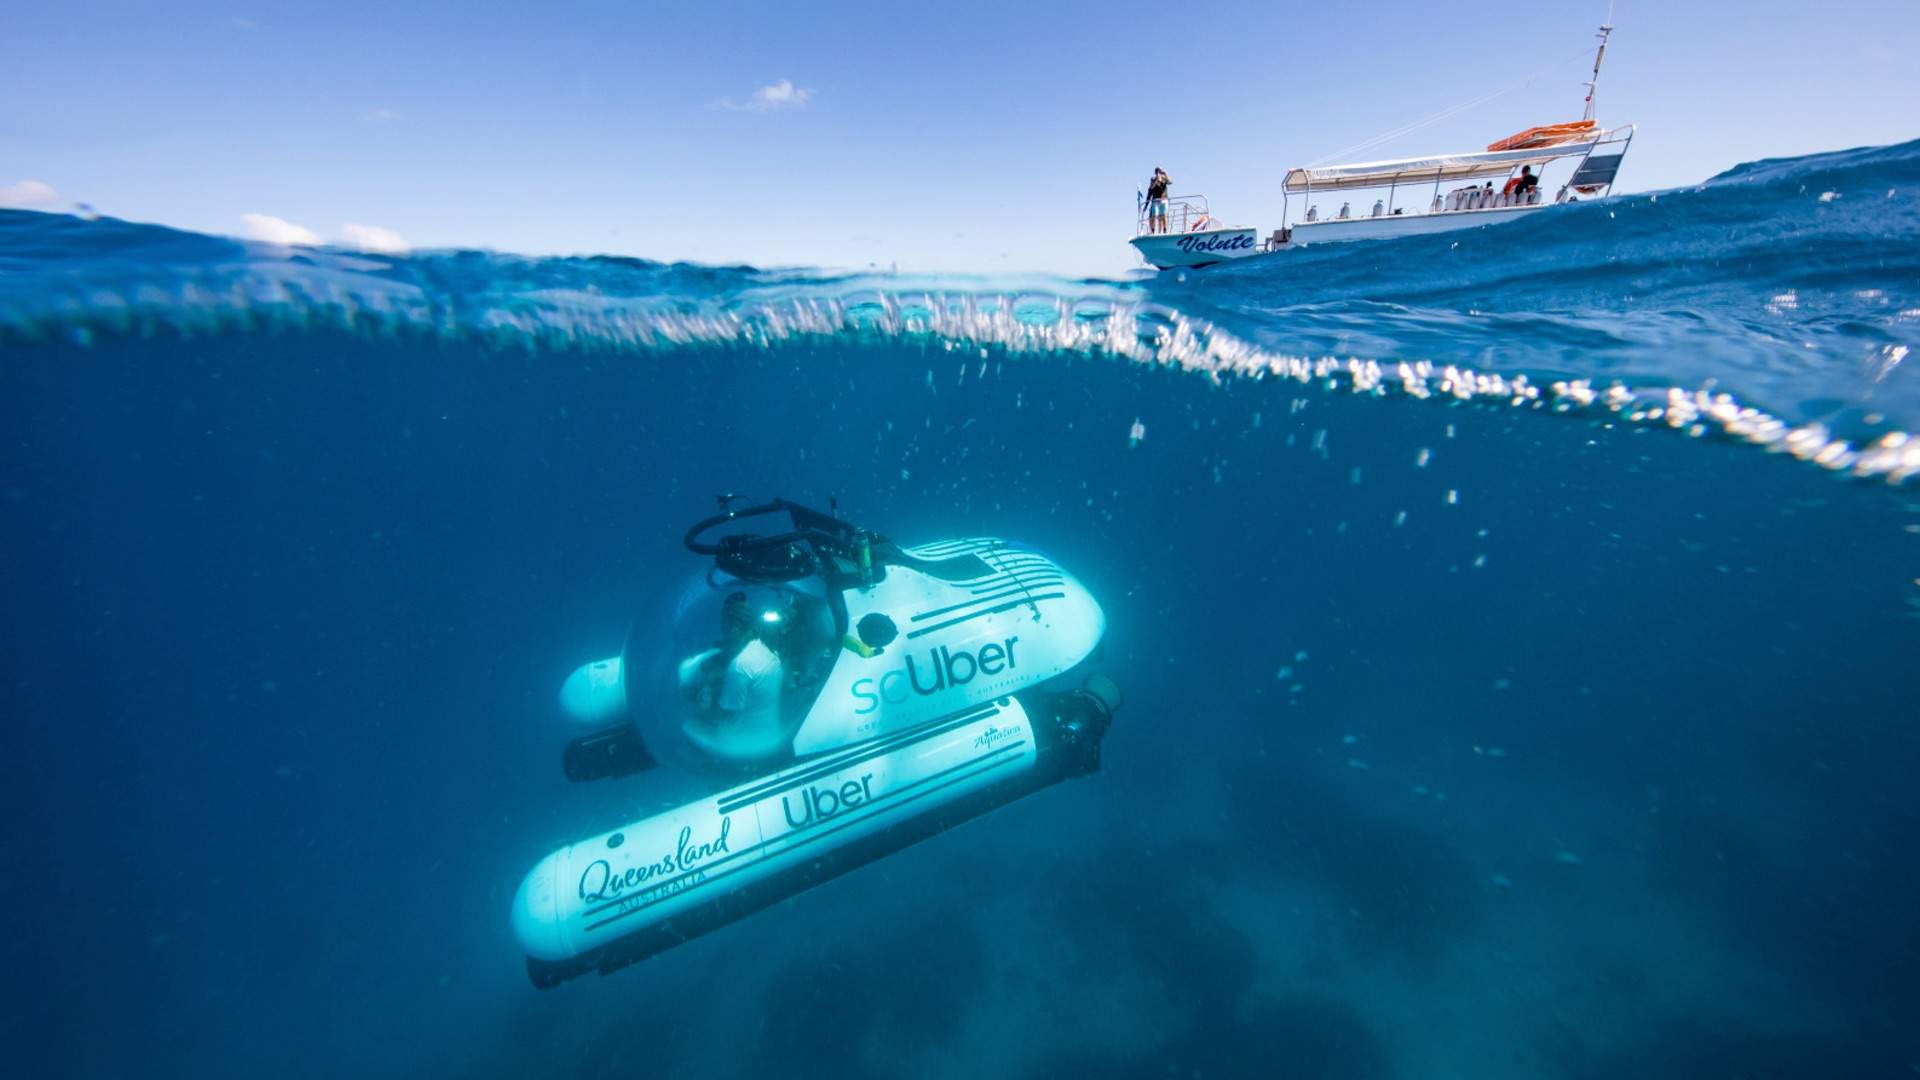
[4,139,1919,1078]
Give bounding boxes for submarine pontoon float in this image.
[513,497,1118,988]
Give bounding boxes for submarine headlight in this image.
[761,610,783,624]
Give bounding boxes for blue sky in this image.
[2,0,1915,275]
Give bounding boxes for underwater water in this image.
[3,140,1919,1078]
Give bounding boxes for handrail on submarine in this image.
[684,495,881,586]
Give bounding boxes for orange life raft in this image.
[1486,120,1596,153]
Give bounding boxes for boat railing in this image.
[1137,194,1212,236]
[1438,186,1548,212]
[1299,182,1552,224]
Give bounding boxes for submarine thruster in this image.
[514,496,1118,987]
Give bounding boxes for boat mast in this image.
[1582,5,1615,122]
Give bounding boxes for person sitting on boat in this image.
[1503,166,1538,203]
[1146,168,1171,234]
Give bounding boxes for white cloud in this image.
[341,223,408,253]
[240,212,319,245]
[229,17,259,30]
[0,179,63,210]
[711,79,815,112]
[751,79,813,109]
[362,107,402,123]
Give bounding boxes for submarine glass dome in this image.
[633,571,841,770]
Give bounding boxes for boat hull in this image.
[1131,227,1260,269]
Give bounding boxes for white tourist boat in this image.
[1130,21,1633,270]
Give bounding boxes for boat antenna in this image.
[1582,4,1615,122]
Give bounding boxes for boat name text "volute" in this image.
[1174,233,1254,254]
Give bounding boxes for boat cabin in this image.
[1279,123,1635,245]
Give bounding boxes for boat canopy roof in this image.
[1282,126,1630,193]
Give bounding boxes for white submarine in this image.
[514,497,1118,988]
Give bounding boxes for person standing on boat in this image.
[1146,168,1171,234]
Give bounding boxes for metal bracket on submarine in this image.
[513,497,1117,988]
